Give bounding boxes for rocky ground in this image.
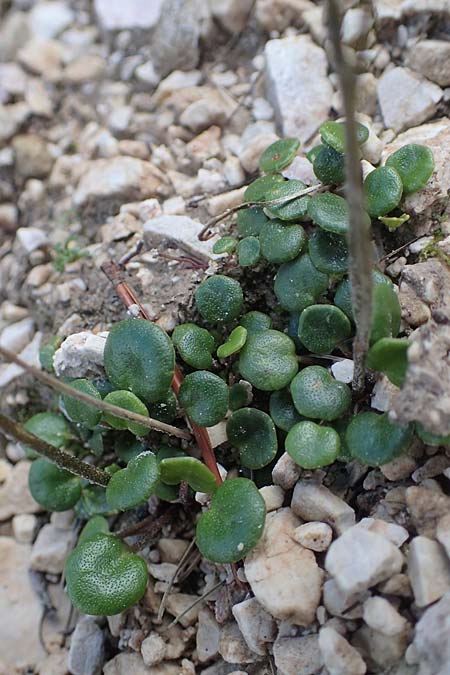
[2,0,450,674]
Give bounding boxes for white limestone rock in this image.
[377,67,442,134]
[291,480,355,535]
[408,535,450,607]
[319,626,367,675]
[244,508,323,626]
[325,526,404,594]
[265,35,332,142]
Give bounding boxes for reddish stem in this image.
[101,262,223,486]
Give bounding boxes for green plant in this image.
[4,120,436,621]
[52,236,88,273]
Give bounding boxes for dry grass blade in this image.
[157,537,197,621]
[163,579,225,631]
[0,345,191,440]
[327,0,373,393]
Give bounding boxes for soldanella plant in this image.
[19,122,439,617]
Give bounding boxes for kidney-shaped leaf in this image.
[159,456,217,493]
[239,329,298,391]
[227,408,277,469]
[29,458,82,512]
[178,371,229,427]
[290,366,351,421]
[172,323,215,370]
[274,253,328,313]
[385,143,434,194]
[106,451,160,511]
[346,412,413,466]
[364,166,403,217]
[104,319,175,403]
[286,420,340,469]
[77,515,109,547]
[103,390,150,436]
[217,326,248,359]
[367,337,409,387]
[196,478,266,563]
[320,120,369,153]
[298,305,352,354]
[259,138,300,173]
[62,379,102,430]
[65,533,148,615]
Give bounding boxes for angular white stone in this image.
[325,527,404,594]
[292,480,355,535]
[363,596,407,636]
[408,535,450,607]
[94,0,165,31]
[232,597,276,656]
[244,508,323,626]
[144,214,218,261]
[53,331,108,378]
[378,67,442,133]
[30,523,75,574]
[293,521,333,552]
[265,35,332,142]
[319,626,367,675]
[259,485,284,512]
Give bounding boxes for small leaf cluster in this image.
[23,123,438,619]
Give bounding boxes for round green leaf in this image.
[240,311,272,334]
[39,336,62,372]
[237,207,269,237]
[178,371,229,427]
[274,253,328,313]
[237,236,261,267]
[267,194,310,221]
[367,337,409,387]
[259,138,300,173]
[106,451,160,511]
[29,458,82,511]
[290,366,351,421]
[78,516,109,547]
[307,144,324,164]
[244,174,285,202]
[229,381,253,410]
[334,271,394,322]
[313,144,345,184]
[76,485,116,518]
[196,478,266,563]
[172,322,215,370]
[286,421,340,469]
[346,412,413,466]
[364,166,403,217]
[147,390,178,424]
[62,378,102,430]
[103,390,149,436]
[370,283,401,344]
[260,219,306,263]
[195,275,244,324]
[227,408,277,469]
[104,319,175,403]
[23,412,71,459]
[269,389,302,432]
[239,329,298,391]
[159,456,217,493]
[65,533,148,615]
[217,326,248,359]
[307,193,349,235]
[415,422,450,447]
[298,305,352,354]
[385,143,434,194]
[309,228,348,274]
[320,120,369,153]
[212,236,237,254]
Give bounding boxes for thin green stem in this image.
[0,345,190,440]
[0,412,110,486]
[327,0,373,393]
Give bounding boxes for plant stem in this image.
[0,345,190,440]
[327,0,373,393]
[0,412,110,486]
